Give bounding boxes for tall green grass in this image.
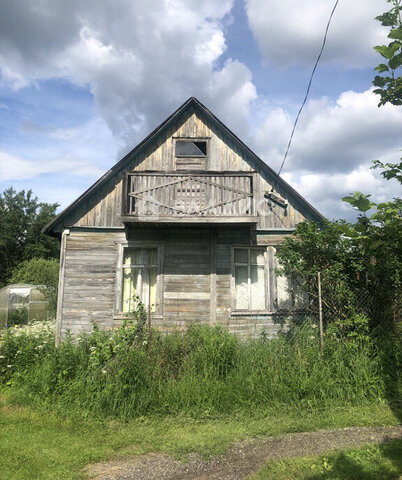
[0,319,400,419]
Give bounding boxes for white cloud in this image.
[253,89,402,175]
[49,128,80,141]
[0,150,104,182]
[252,88,402,219]
[20,121,80,141]
[0,0,398,223]
[245,0,388,68]
[284,166,401,221]
[0,0,256,148]
[1,116,117,183]
[0,151,39,181]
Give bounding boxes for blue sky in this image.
[0,0,401,220]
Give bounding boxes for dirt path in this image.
[85,425,402,480]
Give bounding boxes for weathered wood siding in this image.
[60,106,315,231]
[60,230,124,337]
[59,227,291,340]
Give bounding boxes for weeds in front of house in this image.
[0,312,400,419]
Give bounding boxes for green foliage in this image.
[326,313,372,346]
[0,188,59,287]
[278,157,401,333]
[0,318,399,419]
[373,0,402,106]
[250,440,402,480]
[7,308,29,327]
[342,192,375,213]
[341,160,401,329]
[371,158,402,183]
[276,220,370,328]
[0,321,55,382]
[0,400,398,480]
[9,258,59,317]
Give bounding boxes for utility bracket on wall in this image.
[264,190,288,209]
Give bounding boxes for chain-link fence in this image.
[271,271,378,333]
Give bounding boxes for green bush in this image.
[7,307,29,327]
[0,317,399,419]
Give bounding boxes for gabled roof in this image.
[44,97,324,235]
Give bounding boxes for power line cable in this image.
[274,0,341,181]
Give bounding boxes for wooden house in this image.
[44,97,323,342]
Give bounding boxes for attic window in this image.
[176,140,207,157]
[175,139,207,170]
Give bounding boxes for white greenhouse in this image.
[0,284,48,329]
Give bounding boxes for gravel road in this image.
[85,425,402,480]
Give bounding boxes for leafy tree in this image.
[372,158,402,183]
[342,162,401,330]
[277,159,401,334]
[373,0,402,106]
[276,220,371,327]
[9,258,59,317]
[0,188,59,286]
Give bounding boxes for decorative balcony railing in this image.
[122,172,257,223]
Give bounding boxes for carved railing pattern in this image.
[124,172,255,220]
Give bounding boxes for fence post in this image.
[318,271,324,357]
[148,267,152,354]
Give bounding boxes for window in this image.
[176,140,207,157]
[233,247,267,311]
[120,247,159,313]
[175,139,207,170]
[231,245,307,314]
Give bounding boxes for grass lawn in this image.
[249,440,402,480]
[0,392,400,480]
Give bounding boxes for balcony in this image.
[122,172,257,224]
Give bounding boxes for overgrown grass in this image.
[249,440,402,480]
[0,393,400,480]
[0,319,400,419]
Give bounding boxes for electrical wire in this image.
[274,0,341,181]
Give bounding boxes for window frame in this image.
[174,137,210,171]
[115,241,164,318]
[231,245,285,315]
[175,138,208,158]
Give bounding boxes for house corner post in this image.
[55,228,69,346]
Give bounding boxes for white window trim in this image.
[230,245,277,315]
[114,241,164,318]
